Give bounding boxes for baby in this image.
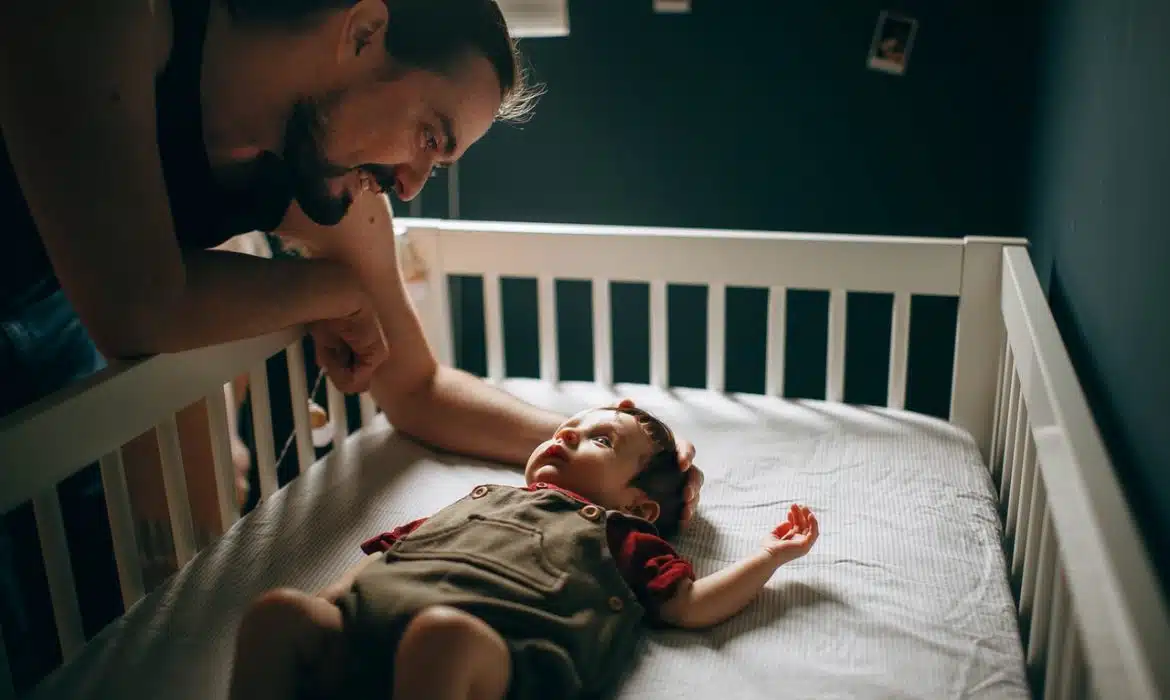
[227,399,818,700]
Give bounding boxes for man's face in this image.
[281,52,502,226]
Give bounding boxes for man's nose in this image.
[394,165,430,202]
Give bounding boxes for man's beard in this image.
[279,98,356,227]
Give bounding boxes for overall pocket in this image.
[388,514,569,595]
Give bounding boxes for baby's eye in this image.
[593,436,612,448]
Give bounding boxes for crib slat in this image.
[248,364,279,501]
[650,280,668,389]
[1061,618,1084,699]
[1011,435,1036,577]
[592,279,612,386]
[203,389,240,532]
[990,339,1011,472]
[707,283,725,392]
[887,292,911,409]
[1029,510,1058,672]
[1006,398,1029,539]
[1020,464,1047,620]
[1001,372,1022,503]
[32,490,85,659]
[539,275,559,383]
[765,286,787,397]
[98,449,145,608]
[359,393,378,428]
[1044,566,1070,700]
[156,415,198,566]
[327,380,347,453]
[483,272,504,382]
[826,289,847,403]
[286,341,315,473]
[996,351,1017,481]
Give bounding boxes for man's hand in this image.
[309,299,389,394]
[676,437,703,524]
[764,504,819,563]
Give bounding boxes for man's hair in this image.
[608,406,687,539]
[225,0,542,123]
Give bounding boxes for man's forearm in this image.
[380,365,564,466]
[106,249,359,358]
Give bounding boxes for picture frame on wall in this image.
[867,11,918,76]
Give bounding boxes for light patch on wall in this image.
[867,11,918,76]
[654,0,691,13]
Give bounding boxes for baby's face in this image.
[524,408,656,513]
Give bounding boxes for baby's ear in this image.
[617,398,636,409]
[624,492,660,523]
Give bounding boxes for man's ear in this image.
[337,0,388,63]
[624,492,660,523]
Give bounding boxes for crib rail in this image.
[399,218,1013,460]
[990,247,1169,700]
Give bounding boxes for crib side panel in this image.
[405,220,1025,446]
[0,327,301,696]
[993,247,1170,700]
[0,329,300,512]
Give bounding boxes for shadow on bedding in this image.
[653,582,846,652]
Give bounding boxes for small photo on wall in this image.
[867,11,918,76]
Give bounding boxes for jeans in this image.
[1,281,119,693]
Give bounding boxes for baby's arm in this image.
[658,504,818,629]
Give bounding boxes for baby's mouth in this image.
[540,444,569,463]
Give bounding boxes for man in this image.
[0,0,702,689]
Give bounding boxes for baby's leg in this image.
[228,588,346,700]
[393,605,511,700]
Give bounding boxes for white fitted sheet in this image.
[31,380,1029,699]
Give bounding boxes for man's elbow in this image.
[373,354,441,436]
[84,309,168,361]
[76,284,187,360]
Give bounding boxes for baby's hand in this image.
[764,504,819,563]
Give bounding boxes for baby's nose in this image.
[556,429,579,447]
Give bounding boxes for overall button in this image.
[607,596,624,612]
[580,504,601,521]
[471,486,489,499]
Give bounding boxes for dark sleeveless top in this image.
[0,0,292,317]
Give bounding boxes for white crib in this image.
[0,219,1166,699]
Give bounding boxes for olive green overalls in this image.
[337,484,655,699]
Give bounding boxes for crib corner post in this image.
[398,222,453,367]
[951,237,1022,461]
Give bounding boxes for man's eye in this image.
[593,436,612,448]
[424,126,439,151]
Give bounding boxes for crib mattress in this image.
[31,380,1030,700]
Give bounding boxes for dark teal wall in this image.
[421,1,1044,413]
[452,0,1040,235]
[1026,0,1170,588]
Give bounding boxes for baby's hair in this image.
[606,405,687,539]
